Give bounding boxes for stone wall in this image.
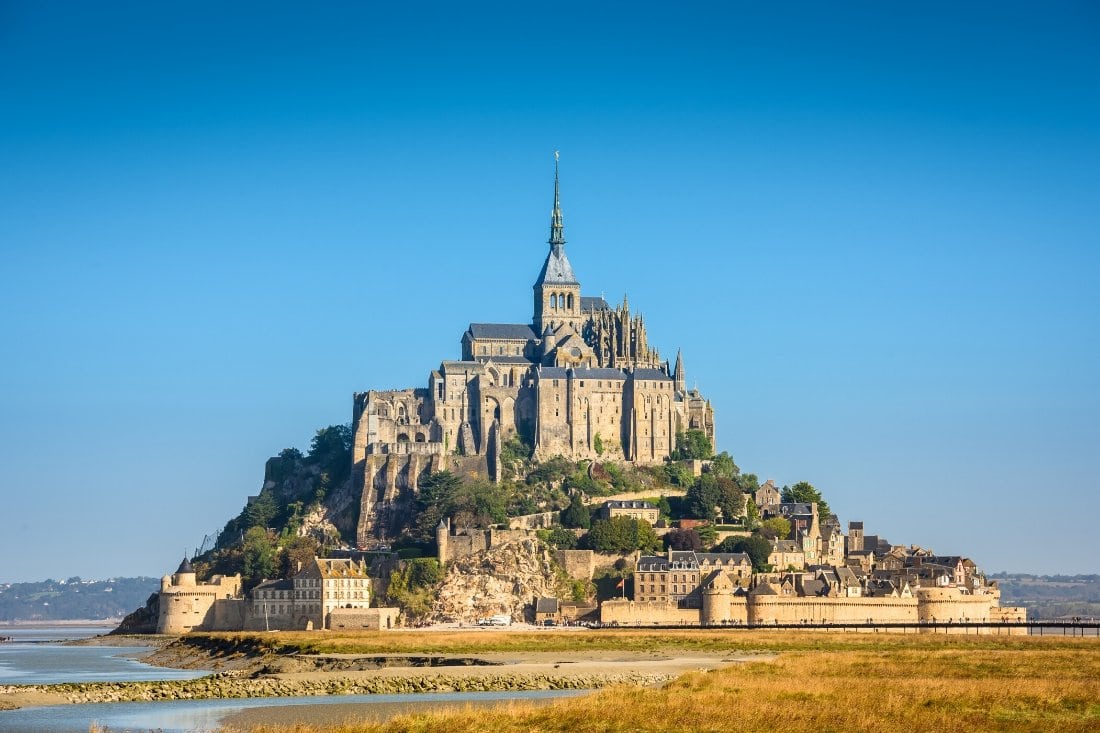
[554,550,595,581]
[602,589,1014,633]
[509,511,559,530]
[327,607,401,630]
[748,596,917,625]
[600,599,701,626]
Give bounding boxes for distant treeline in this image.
[989,573,1100,619]
[0,577,159,622]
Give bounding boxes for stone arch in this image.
[567,293,574,309]
[415,432,426,442]
[487,366,500,386]
[485,396,501,422]
[550,293,557,309]
[397,433,410,442]
[376,404,389,418]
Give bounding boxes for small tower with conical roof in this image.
[533,152,583,333]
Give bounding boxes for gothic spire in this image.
[549,150,565,249]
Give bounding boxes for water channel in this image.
[0,625,585,732]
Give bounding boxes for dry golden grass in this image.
[196,627,1089,656]
[229,631,1100,733]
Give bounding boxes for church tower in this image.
[533,152,583,334]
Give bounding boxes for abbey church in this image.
[353,159,714,544]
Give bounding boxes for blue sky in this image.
[1,2,1097,581]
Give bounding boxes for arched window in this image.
[550,294,557,309]
[567,293,574,309]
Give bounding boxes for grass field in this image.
[216,630,1099,733]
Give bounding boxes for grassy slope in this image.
[213,630,1100,733]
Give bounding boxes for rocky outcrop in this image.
[430,538,568,623]
[109,593,159,635]
[0,670,672,705]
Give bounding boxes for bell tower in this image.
[533,152,582,334]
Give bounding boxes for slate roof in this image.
[801,579,829,597]
[538,367,570,379]
[581,296,609,311]
[572,368,627,380]
[479,355,534,364]
[535,597,560,614]
[535,246,579,285]
[696,552,752,566]
[637,555,670,572]
[467,323,539,341]
[604,500,657,510]
[176,557,194,574]
[632,368,672,381]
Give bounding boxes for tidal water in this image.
[0,689,586,733]
[0,625,205,685]
[0,626,585,732]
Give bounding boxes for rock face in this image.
[430,538,566,623]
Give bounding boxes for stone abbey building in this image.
[353,159,715,545]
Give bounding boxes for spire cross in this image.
[549,151,565,248]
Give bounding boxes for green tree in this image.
[743,498,761,529]
[451,479,508,526]
[586,517,661,554]
[537,526,579,549]
[674,430,713,460]
[710,452,739,479]
[685,474,720,520]
[277,535,319,579]
[244,490,277,530]
[407,558,443,588]
[656,495,672,518]
[686,473,742,521]
[561,493,591,529]
[781,481,831,519]
[241,527,277,584]
[665,462,694,487]
[760,516,792,540]
[696,522,718,547]
[593,433,604,456]
[714,535,772,572]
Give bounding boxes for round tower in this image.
[172,556,196,587]
[702,584,729,626]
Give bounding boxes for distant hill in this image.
[0,577,159,622]
[990,573,1100,619]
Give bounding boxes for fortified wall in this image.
[602,587,1018,633]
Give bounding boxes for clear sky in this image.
[1,1,1097,582]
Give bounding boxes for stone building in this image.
[353,157,715,545]
[252,557,372,631]
[600,500,660,523]
[634,549,752,607]
[156,556,390,633]
[156,558,241,634]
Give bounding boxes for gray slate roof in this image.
[535,597,560,614]
[572,368,627,380]
[534,245,579,285]
[467,323,539,341]
[581,296,609,311]
[479,355,534,364]
[633,368,672,381]
[603,500,657,510]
